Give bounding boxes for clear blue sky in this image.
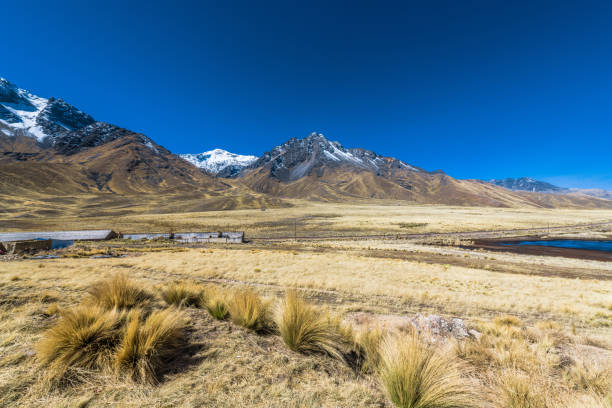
[3,1,611,189]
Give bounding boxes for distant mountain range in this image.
[2,76,611,209]
[488,177,612,200]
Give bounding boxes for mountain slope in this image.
[237,133,612,208]
[0,77,233,195]
[3,77,611,210]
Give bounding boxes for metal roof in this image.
[122,233,171,240]
[0,230,117,242]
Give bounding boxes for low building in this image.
[2,239,53,254]
[0,230,118,242]
[123,231,245,243]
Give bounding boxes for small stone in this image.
[468,329,482,340]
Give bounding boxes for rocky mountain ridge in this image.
[489,177,612,200]
[2,76,611,209]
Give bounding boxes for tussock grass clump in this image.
[160,281,205,308]
[564,362,611,397]
[378,334,477,408]
[114,308,186,384]
[36,305,124,383]
[454,335,498,369]
[495,370,549,408]
[86,274,153,310]
[44,302,61,317]
[203,286,229,320]
[228,288,273,333]
[493,315,523,327]
[355,325,385,372]
[276,290,354,361]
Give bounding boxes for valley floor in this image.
[0,203,611,407]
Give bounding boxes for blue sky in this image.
[2,1,611,189]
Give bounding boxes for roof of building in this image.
[0,230,117,242]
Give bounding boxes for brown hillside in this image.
[240,164,612,209]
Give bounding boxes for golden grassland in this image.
[2,200,612,236]
[0,231,611,407]
[0,203,611,407]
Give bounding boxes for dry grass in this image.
[114,308,186,384]
[378,333,477,408]
[203,285,230,320]
[160,281,205,308]
[495,370,549,408]
[454,317,612,408]
[36,305,124,384]
[276,290,354,361]
[121,248,612,327]
[1,206,611,407]
[228,288,274,333]
[3,200,611,237]
[86,273,153,310]
[355,325,385,373]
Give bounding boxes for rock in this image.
[451,318,469,338]
[409,313,472,340]
[468,329,482,340]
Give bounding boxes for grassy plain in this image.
[0,203,611,407]
[2,200,612,237]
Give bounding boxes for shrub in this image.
[114,308,186,384]
[276,290,354,361]
[378,334,477,408]
[228,288,273,333]
[160,281,205,308]
[204,286,229,320]
[86,274,153,310]
[37,305,124,383]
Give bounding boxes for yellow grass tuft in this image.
[275,290,354,361]
[114,308,186,384]
[564,361,611,397]
[44,302,61,316]
[355,325,385,373]
[203,285,230,320]
[378,334,478,408]
[86,273,153,310]
[36,305,124,384]
[493,315,523,327]
[160,281,205,308]
[228,288,273,333]
[494,370,548,408]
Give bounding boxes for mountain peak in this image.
[247,132,420,182]
[180,148,257,177]
[488,177,565,193]
[0,76,97,142]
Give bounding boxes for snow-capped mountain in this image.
[248,132,420,182]
[0,78,95,142]
[180,148,257,177]
[0,76,228,194]
[488,177,612,201]
[0,77,165,157]
[488,177,566,193]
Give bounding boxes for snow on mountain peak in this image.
[180,148,257,177]
[0,77,95,142]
